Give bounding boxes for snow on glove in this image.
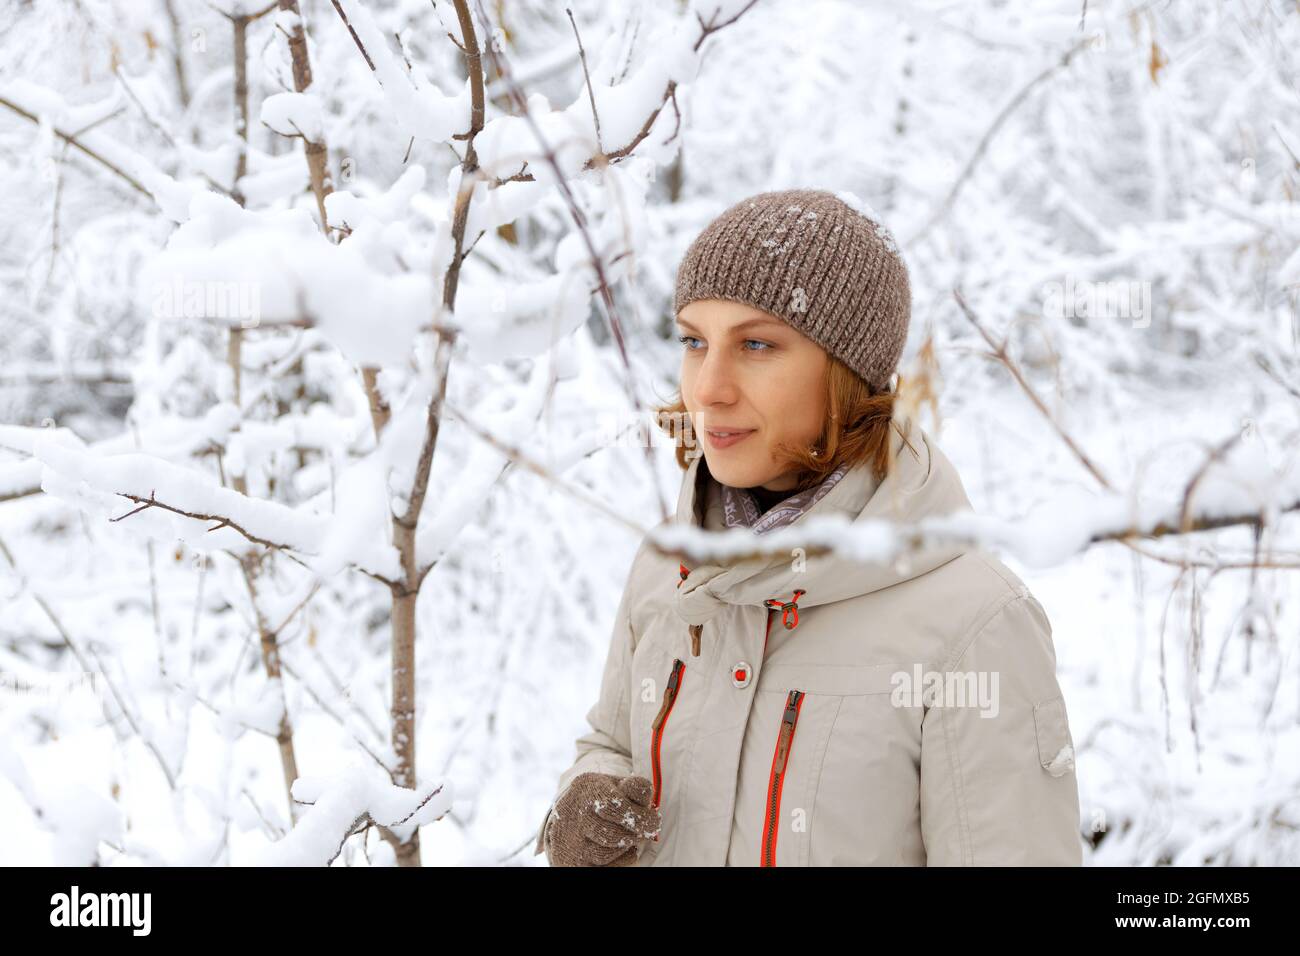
[543,772,661,867]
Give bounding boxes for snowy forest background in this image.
[1,0,1298,866]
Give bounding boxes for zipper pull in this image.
[782,690,802,724]
[652,659,684,732]
[666,659,683,696]
[773,690,802,774]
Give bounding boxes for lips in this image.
[703,427,756,449]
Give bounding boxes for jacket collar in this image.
[671,414,974,626]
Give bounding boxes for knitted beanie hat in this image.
[673,188,911,391]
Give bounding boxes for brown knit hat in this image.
[673,188,911,391]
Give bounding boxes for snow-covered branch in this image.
[250,760,451,866]
[647,476,1300,573]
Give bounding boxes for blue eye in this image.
[676,335,773,352]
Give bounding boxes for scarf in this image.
[715,461,856,535]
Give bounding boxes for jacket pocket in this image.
[760,689,806,866]
[786,667,926,866]
[1033,695,1075,777]
[649,657,685,839]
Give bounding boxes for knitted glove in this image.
[543,772,661,867]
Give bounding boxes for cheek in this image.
[801,391,827,433]
[776,367,825,439]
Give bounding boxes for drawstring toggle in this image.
[765,589,807,630]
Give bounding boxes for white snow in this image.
[834,189,901,254]
[260,92,324,143]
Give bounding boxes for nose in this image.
[690,347,740,413]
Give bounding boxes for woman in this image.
[534,189,1082,866]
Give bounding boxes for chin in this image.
[702,453,766,488]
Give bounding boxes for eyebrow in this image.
[675,315,788,334]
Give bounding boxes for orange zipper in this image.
[760,689,805,866]
[649,658,685,837]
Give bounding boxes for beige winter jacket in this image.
[535,416,1082,865]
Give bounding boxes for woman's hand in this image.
[544,772,661,866]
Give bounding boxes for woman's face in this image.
[677,298,829,492]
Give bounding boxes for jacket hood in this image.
[672,414,975,627]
